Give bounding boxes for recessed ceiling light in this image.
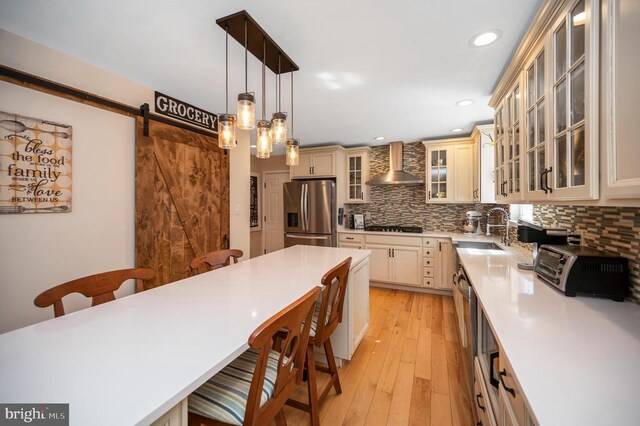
[250,145,257,148]
[451,128,463,133]
[456,99,473,107]
[374,136,385,141]
[469,29,503,47]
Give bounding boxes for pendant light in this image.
[286,71,300,166]
[256,38,272,159]
[271,55,287,144]
[237,19,256,130]
[218,25,236,149]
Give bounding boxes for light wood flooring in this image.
[278,287,474,426]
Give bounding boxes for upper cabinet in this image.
[490,0,606,203]
[471,125,496,204]
[423,138,474,203]
[345,147,371,203]
[290,146,342,179]
[601,0,640,199]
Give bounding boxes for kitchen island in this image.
[458,247,640,426]
[0,245,371,426]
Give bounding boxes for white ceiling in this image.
[0,0,543,149]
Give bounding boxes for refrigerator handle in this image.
[303,183,309,231]
[300,184,306,231]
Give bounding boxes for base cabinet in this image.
[423,238,454,291]
[151,398,187,426]
[474,357,497,426]
[366,242,421,286]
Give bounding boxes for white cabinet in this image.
[338,233,364,250]
[365,235,422,287]
[601,0,640,200]
[422,238,454,292]
[423,139,474,203]
[491,0,599,202]
[474,357,497,426]
[151,398,187,426]
[472,125,496,203]
[345,148,371,203]
[290,147,339,178]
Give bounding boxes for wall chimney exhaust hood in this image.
[366,141,424,186]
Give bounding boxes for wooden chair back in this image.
[315,257,352,344]
[244,286,320,426]
[189,249,243,271]
[34,268,155,318]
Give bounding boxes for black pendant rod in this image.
[225,25,229,113]
[262,38,266,120]
[244,19,248,93]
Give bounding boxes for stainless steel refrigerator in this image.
[284,180,336,248]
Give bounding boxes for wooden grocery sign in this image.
[154,91,217,132]
[0,111,72,214]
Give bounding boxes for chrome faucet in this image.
[486,206,511,246]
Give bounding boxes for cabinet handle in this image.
[312,166,315,174]
[392,248,395,257]
[428,190,431,200]
[489,351,500,389]
[503,181,508,196]
[545,166,553,193]
[499,369,516,397]
[309,166,312,175]
[540,168,549,194]
[475,393,486,412]
[439,242,442,251]
[388,249,391,257]
[346,237,354,240]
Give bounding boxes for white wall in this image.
[0,30,249,333]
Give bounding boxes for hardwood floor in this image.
[279,287,474,426]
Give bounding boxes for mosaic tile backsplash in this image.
[530,205,640,303]
[345,142,506,232]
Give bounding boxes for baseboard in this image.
[369,281,453,296]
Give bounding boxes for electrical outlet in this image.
[365,212,371,220]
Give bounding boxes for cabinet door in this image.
[498,386,519,426]
[290,154,314,178]
[346,153,369,203]
[453,144,474,202]
[524,48,550,201]
[391,246,422,286]
[548,0,598,200]
[602,0,640,199]
[427,146,454,202]
[436,239,454,290]
[366,244,391,282]
[311,152,336,176]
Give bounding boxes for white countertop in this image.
[339,228,500,242]
[457,247,640,426]
[0,246,370,426]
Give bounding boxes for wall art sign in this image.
[250,173,260,229]
[0,111,72,214]
[154,91,218,132]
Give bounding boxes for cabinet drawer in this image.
[424,278,435,288]
[423,247,435,257]
[474,357,497,426]
[365,234,421,246]
[422,238,436,247]
[339,233,364,243]
[423,257,435,268]
[499,351,525,425]
[423,267,435,278]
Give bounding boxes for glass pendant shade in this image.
[271,112,287,144]
[237,93,256,130]
[217,114,236,149]
[256,120,272,159]
[286,139,300,166]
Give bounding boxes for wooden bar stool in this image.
[286,257,352,426]
[190,249,244,272]
[188,286,321,426]
[34,268,155,317]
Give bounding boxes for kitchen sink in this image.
[455,241,504,250]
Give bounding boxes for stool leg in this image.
[324,339,342,394]
[275,409,287,426]
[306,344,320,426]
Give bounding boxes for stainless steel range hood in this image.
[366,141,424,186]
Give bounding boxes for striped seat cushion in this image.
[188,348,284,425]
[309,303,331,337]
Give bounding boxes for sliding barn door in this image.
[135,118,229,288]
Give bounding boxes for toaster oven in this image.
[534,245,629,301]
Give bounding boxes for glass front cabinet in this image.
[491,0,599,202]
[345,148,371,203]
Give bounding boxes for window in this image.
[510,204,534,222]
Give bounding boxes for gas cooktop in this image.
[364,225,424,233]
